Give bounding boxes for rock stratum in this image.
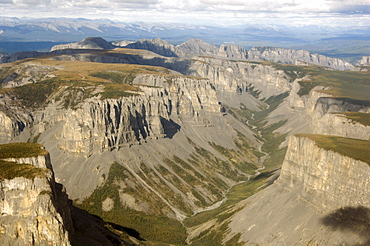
[226,134,370,245]
[0,37,369,245]
[0,143,72,245]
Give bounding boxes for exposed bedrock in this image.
[0,149,73,246]
[226,134,370,245]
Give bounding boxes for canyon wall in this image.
[0,145,73,246]
[248,47,355,70]
[226,134,370,245]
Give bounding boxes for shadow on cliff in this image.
[161,117,181,139]
[71,206,144,245]
[321,206,370,245]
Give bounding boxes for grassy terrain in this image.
[0,55,188,108]
[0,160,48,180]
[270,62,370,105]
[337,112,370,126]
[183,92,290,245]
[0,142,48,158]
[183,167,279,245]
[298,134,370,166]
[0,142,48,180]
[77,162,187,245]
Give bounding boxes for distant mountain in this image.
[2,16,370,58]
[1,36,357,70]
[51,37,115,51]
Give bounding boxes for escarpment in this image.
[0,143,73,246]
[303,89,370,139]
[226,134,370,245]
[185,57,293,99]
[50,37,115,51]
[280,135,370,209]
[31,74,221,155]
[1,39,370,245]
[248,47,355,70]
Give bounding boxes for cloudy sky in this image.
[1,0,370,26]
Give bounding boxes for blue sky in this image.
[1,0,370,27]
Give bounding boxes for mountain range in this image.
[0,24,369,245]
[1,16,370,61]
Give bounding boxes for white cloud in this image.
[1,0,370,26]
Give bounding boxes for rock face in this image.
[358,56,370,65]
[176,38,218,57]
[30,74,221,155]
[0,144,73,246]
[227,134,370,245]
[248,47,355,70]
[51,37,115,51]
[303,89,370,139]
[124,38,179,57]
[217,44,248,60]
[185,57,292,99]
[1,39,370,245]
[280,135,369,209]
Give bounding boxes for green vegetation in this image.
[0,67,17,84]
[78,162,187,245]
[11,79,56,107]
[0,160,48,180]
[183,92,290,245]
[271,62,370,105]
[298,134,370,166]
[209,142,257,175]
[0,57,189,108]
[184,167,278,245]
[0,143,48,180]
[337,112,370,126]
[91,71,135,84]
[0,142,48,159]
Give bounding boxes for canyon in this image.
[0,37,369,245]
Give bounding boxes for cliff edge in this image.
[226,134,370,245]
[0,142,73,246]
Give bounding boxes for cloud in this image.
[330,4,370,14]
[1,0,370,27]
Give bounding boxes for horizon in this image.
[1,0,370,28]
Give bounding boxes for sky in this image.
[1,0,370,27]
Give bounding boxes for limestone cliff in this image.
[185,57,292,99]
[124,38,179,57]
[248,47,355,70]
[0,143,73,246]
[51,37,115,51]
[28,74,220,155]
[216,44,248,60]
[176,38,218,58]
[358,56,370,65]
[226,134,370,245]
[304,89,370,139]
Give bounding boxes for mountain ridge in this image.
[0,36,369,245]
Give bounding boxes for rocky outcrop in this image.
[51,37,115,52]
[176,38,218,58]
[124,38,179,57]
[0,51,49,64]
[358,56,370,65]
[313,112,370,140]
[248,47,355,70]
[226,134,370,245]
[112,40,134,47]
[217,44,248,60]
[280,135,369,209]
[303,88,370,138]
[29,74,220,155]
[186,57,292,99]
[0,143,73,246]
